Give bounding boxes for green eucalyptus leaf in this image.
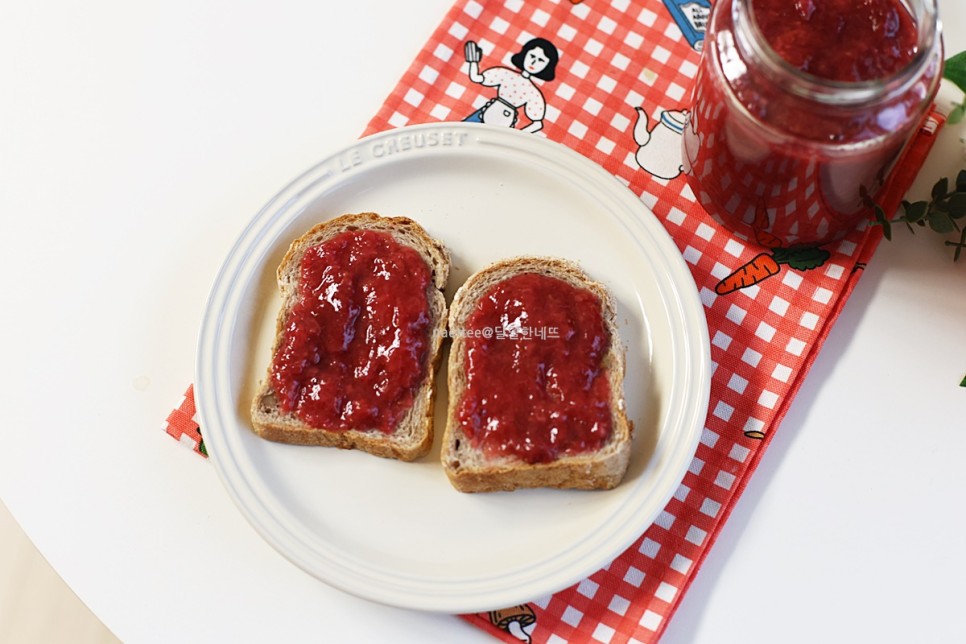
[950,104,966,124]
[903,200,929,222]
[872,205,885,224]
[944,50,966,94]
[928,209,955,233]
[932,177,949,201]
[881,216,893,240]
[871,204,892,238]
[947,192,966,218]
[956,169,966,194]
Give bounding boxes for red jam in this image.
[755,0,918,82]
[456,273,613,464]
[269,229,432,432]
[683,0,941,246]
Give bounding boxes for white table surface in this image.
[1,1,964,642]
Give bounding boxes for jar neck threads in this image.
[730,0,941,107]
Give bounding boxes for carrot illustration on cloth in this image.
[715,253,780,293]
[715,245,830,294]
[715,200,831,294]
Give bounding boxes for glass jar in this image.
[682,0,943,247]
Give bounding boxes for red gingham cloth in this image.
[165,384,206,457]
[165,1,943,641]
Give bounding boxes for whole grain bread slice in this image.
[442,257,632,492]
[250,212,450,461]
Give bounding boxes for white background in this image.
[1,1,963,642]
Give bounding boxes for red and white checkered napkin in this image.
[166,0,942,641]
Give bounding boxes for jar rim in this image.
[733,0,942,105]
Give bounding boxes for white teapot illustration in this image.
[633,107,689,180]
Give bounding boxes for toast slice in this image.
[250,212,450,461]
[442,257,632,492]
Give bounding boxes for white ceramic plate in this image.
[196,123,711,613]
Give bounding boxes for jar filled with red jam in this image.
[683,0,942,246]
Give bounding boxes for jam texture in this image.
[755,0,919,82]
[456,273,613,464]
[270,229,432,432]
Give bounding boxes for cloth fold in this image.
[165,1,943,641]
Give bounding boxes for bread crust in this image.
[250,212,450,461]
[442,257,632,492]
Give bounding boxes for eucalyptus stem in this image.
[873,169,966,260]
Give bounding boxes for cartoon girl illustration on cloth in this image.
[462,37,559,133]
